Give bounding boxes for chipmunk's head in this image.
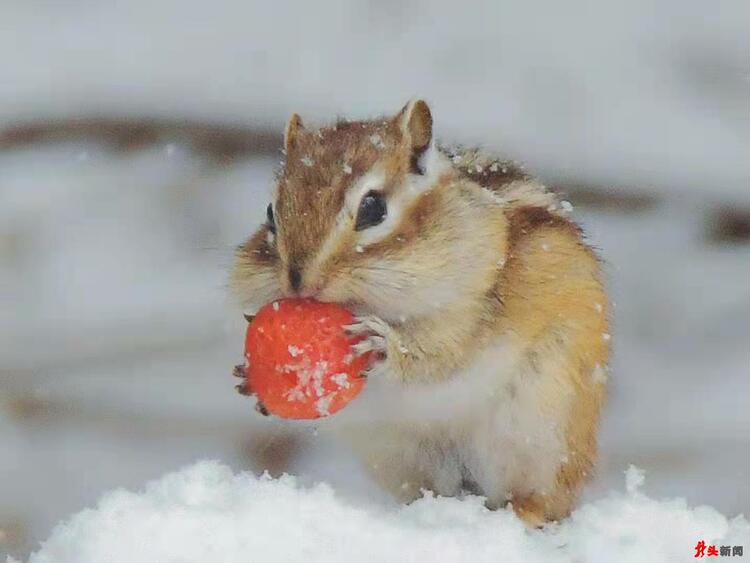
[231,100,504,320]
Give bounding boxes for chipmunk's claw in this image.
[235,383,252,396]
[254,401,269,416]
[345,315,391,359]
[352,335,386,357]
[244,313,256,323]
[344,315,388,337]
[360,360,389,379]
[359,365,377,379]
[344,321,368,338]
[232,364,246,378]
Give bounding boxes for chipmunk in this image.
[230,100,609,526]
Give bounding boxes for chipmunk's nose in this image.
[288,267,302,293]
[286,262,322,298]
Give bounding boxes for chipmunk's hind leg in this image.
[508,443,595,527]
[508,494,552,527]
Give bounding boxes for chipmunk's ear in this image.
[284,113,305,152]
[396,99,433,154]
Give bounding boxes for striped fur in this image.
[230,101,609,525]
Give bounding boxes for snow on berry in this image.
[243,299,370,419]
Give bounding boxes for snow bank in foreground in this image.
[28,461,749,563]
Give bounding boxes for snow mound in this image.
[28,461,749,563]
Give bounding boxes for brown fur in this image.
[491,206,608,523]
[230,101,610,526]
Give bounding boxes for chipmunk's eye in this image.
[355,191,387,231]
[266,203,276,234]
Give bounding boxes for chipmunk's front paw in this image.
[346,315,389,356]
[344,315,406,379]
[233,365,269,415]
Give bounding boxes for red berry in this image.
[242,298,370,419]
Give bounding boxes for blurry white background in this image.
[1,0,749,558]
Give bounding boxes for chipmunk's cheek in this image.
[229,264,283,312]
[314,282,340,304]
[315,274,354,306]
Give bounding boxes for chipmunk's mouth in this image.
[305,291,363,312]
[295,287,320,299]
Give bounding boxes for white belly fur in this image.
[327,338,570,506]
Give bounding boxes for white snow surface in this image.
[27,461,750,563]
